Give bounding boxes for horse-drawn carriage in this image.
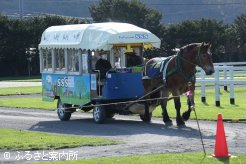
[39,22,214,125]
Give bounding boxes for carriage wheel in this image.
[140,113,152,122]
[105,106,115,119]
[57,99,72,121]
[93,104,106,124]
[106,112,115,119]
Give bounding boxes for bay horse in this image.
[144,42,214,126]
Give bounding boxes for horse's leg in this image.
[172,90,185,126]
[161,90,172,125]
[182,86,195,121]
[182,97,193,121]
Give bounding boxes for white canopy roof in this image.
[38,22,161,50]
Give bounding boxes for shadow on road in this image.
[29,117,214,140]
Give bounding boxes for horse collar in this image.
[176,52,196,83]
[196,46,202,67]
[160,51,196,83]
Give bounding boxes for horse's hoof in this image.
[182,110,191,122]
[177,119,185,127]
[164,120,173,126]
[177,124,186,128]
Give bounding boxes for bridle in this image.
[178,45,203,67]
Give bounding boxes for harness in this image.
[160,56,176,82]
[160,47,201,83]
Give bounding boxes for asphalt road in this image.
[0,107,246,163]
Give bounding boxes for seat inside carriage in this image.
[92,48,146,98]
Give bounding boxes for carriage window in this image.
[125,48,143,67]
[111,48,122,68]
[55,49,65,72]
[82,53,88,73]
[68,49,79,72]
[43,49,52,71]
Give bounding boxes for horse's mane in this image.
[178,43,203,55]
[181,43,200,50]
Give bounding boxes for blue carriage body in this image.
[41,71,145,106]
[102,72,144,99]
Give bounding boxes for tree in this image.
[89,0,163,36]
[0,18,30,76]
[234,13,246,48]
[233,13,246,61]
[163,19,226,62]
[0,14,10,73]
[222,13,246,62]
[0,15,86,77]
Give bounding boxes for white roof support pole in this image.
[64,49,68,74]
[39,49,43,73]
[51,49,55,73]
[110,49,115,68]
[78,49,82,75]
[120,48,126,67]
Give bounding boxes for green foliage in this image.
[89,0,163,36]
[163,19,226,61]
[0,15,86,77]
[0,9,245,77]
[234,14,246,47]
[0,128,120,150]
[89,1,245,62]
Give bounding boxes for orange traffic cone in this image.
[213,114,231,158]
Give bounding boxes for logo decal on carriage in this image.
[57,77,68,88]
[135,34,148,39]
[57,77,75,88]
[118,36,134,39]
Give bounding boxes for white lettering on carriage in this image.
[57,77,68,88]
[135,34,148,39]
[67,77,74,87]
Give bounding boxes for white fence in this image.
[196,62,246,106]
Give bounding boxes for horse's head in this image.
[196,42,214,75]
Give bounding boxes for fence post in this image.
[229,67,235,104]
[215,67,220,106]
[201,69,206,102]
[223,63,228,91]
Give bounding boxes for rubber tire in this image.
[57,99,72,121]
[93,105,106,124]
[140,113,152,122]
[106,112,115,119]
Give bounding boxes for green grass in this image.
[44,152,246,164]
[153,87,246,120]
[0,88,245,120]
[0,128,120,151]
[0,76,41,82]
[0,97,56,110]
[0,86,41,95]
